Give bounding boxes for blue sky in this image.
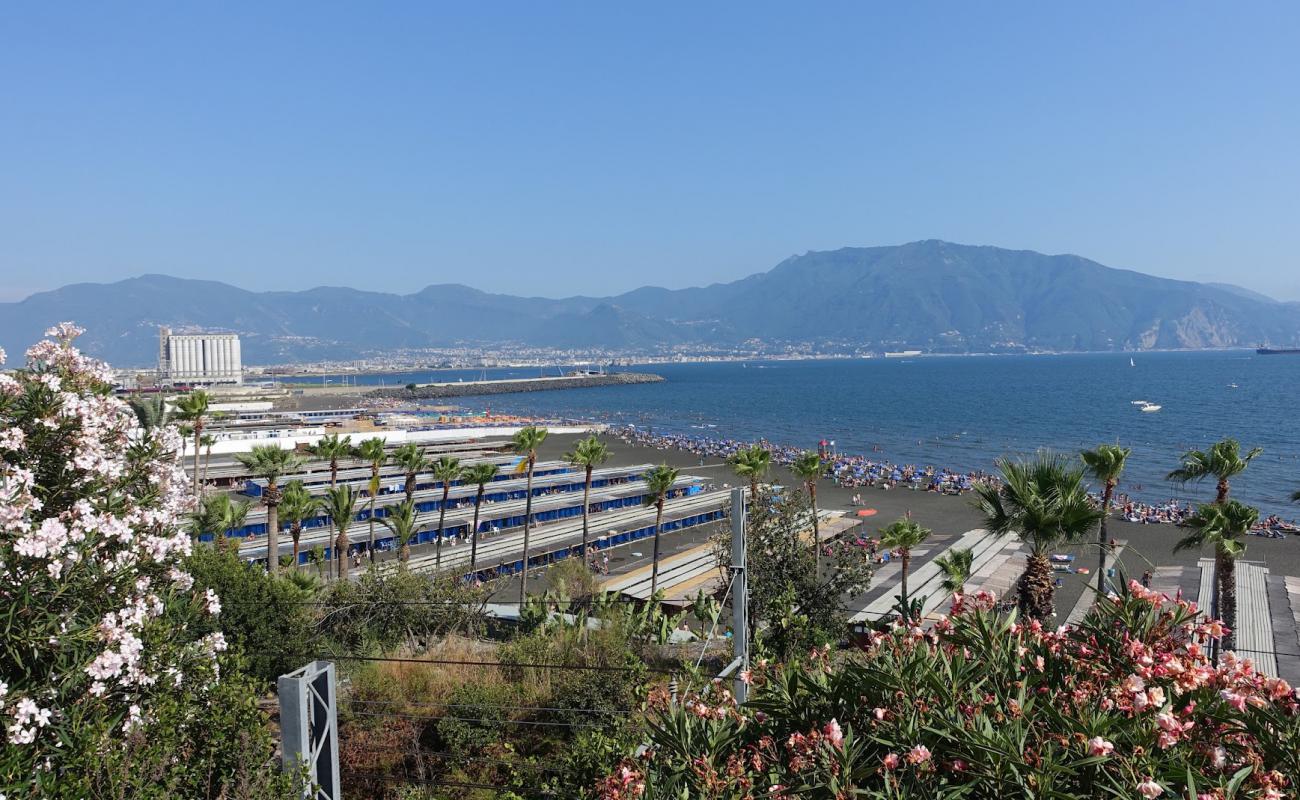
[3,3,1298,301]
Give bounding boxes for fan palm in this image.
[1175,500,1258,652]
[235,445,304,574]
[390,442,430,503]
[353,437,387,565]
[462,462,500,573]
[644,464,681,598]
[431,456,463,571]
[127,394,169,434]
[172,389,210,496]
[199,434,217,485]
[1081,443,1130,594]
[879,518,931,612]
[565,435,610,562]
[975,453,1104,620]
[322,485,359,580]
[307,433,353,487]
[189,493,251,550]
[728,444,771,501]
[935,547,975,594]
[1167,438,1263,504]
[380,499,420,566]
[279,480,319,567]
[790,451,824,569]
[510,426,548,604]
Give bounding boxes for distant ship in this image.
[1256,347,1300,355]
[884,350,922,358]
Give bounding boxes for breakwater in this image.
[368,372,664,400]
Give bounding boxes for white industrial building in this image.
[158,327,243,385]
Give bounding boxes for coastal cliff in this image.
[367,372,664,400]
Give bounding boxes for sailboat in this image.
[1129,357,1136,367]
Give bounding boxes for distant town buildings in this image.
[158,327,243,385]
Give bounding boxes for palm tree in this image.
[1175,500,1258,651]
[189,493,251,550]
[354,437,387,565]
[380,499,420,565]
[235,444,304,575]
[564,435,610,561]
[172,389,210,496]
[510,426,548,605]
[644,464,681,597]
[279,480,320,567]
[790,451,824,569]
[127,394,169,434]
[879,518,931,613]
[1167,438,1263,505]
[935,547,975,594]
[307,433,354,488]
[728,444,771,501]
[975,454,1104,620]
[200,434,217,485]
[430,456,463,571]
[390,442,430,504]
[322,485,359,580]
[462,462,500,574]
[1081,444,1131,595]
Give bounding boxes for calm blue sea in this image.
[325,352,1300,517]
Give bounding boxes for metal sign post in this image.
[278,660,340,800]
[730,487,749,703]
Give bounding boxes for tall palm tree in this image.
[790,451,824,569]
[975,454,1104,620]
[462,462,500,574]
[172,389,210,496]
[1081,444,1131,595]
[644,464,681,598]
[1167,438,1263,505]
[322,485,359,580]
[1175,500,1258,652]
[564,435,610,561]
[127,394,169,434]
[380,499,420,565]
[430,456,463,571]
[728,444,771,502]
[307,433,354,487]
[353,437,387,565]
[510,426,548,605]
[935,547,975,594]
[879,518,931,612]
[189,493,251,550]
[279,480,320,567]
[235,444,304,574]
[199,434,217,485]
[390,442,430,504]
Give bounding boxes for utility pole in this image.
[729,486,749,703]
[279,661,341,800]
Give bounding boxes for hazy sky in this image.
[3,3,1299,302]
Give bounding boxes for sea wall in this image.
[367,372,664,400]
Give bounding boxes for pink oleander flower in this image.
[906,745,932,765]
[822,719,843,748]
[1087,736,1114,757]
[1137,777,1164,798]
[1123,674,1146,693]
[882,753,899,769]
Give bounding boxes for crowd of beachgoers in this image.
[611,425,1295,536]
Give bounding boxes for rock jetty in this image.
[368,372,664,401]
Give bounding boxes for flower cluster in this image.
[605,579,1300,799]
[0,324,223,791]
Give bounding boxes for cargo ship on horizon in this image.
[1256,347,1300,355]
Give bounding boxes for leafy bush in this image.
[0,324,290,798]
[602,583,1299,799]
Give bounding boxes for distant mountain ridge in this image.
[3,241,1298,365]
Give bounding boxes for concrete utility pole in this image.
[279,661,341,800]
[730,487,749,703]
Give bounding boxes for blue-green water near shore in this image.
[334,351,1300,518]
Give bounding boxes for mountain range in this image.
[3,240,1298,366]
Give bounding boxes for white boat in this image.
[1130,400,1149,405]
[1139,402,1162,413]
[1130,357,1136,367]
[885,350,922,358]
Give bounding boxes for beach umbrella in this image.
[856,508,878,518]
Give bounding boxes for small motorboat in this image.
[1139,402,1162,413]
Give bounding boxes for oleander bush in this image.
[600,584,1299,799]
[0,325,291,799]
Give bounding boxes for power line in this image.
[348,699,634,715]
[347,710,618,729]
[253,651,675,675]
